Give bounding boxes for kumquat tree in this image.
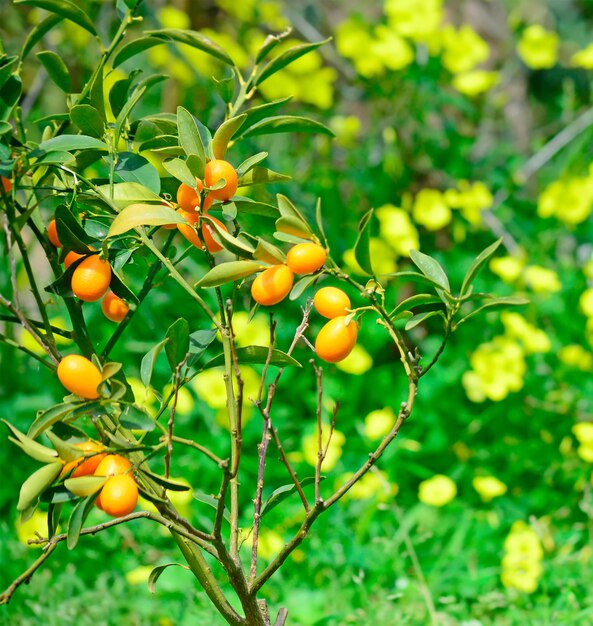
[2,1,593,625]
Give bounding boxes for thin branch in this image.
[313,362,323,504]
[0,315,73,338]
[165,355,189,478]
[169,435,227,467]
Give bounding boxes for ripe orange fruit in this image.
[61,441,106,478]
[176,179,213,213]
[286,243,327,275]
[94,454,132,477]
[204,159,238,201]
[177,210,227,252]
[97,474,138,517]
[315,316,358,363]
[47,219,61,248]
[1,176,12,193]
[71,255,112,301]
[57,354,103,399]
[63,250,86,269]
[101,291,129,322]
[314,287,351,319]
[251,265,294,306]
[201,216,226,253]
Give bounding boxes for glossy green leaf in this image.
[231,198,279,218]
[188,328,218,355]
[22,14,63,60]
[255,29,293,64]
[290,274,319,301]
[45,430,83,463]
[107,203,184,238]
[163,157,197,187]
[70,104,104,138]
[37,134,108,153]
[64,475,107,497]
[37,50,71,92]
[405,310,445,331]
[148,563,190,594]
[177,106,206,164]
[15,0,97,36]
[460,238,503,296]
[196,260,265,288]
[236,152,268,177]
[27,402,100,439]
[253,237,285,265]
[354,209,374,276]
[202,215,255,258]
[112,36,163,68]
[238,166,290,186]
[391,294,443,317]
[260,476,317,517]
[119,405,156,432]
[241,115,334,139]
[459,297,530,324]
[115,152,161,194]
[206,346,301,369]
[3,419,59,462]
[109,269,139,305]
[409,249,450,292]
[192,491,230,522]
[212,114,246,160]
[95,182,162,208]
[275,216,312,240]
[145,28,234,66]
[213,73,235,104]
[141,339,168,388]
[17,463,62,512]
[67,494,97,550]
[140,469,192,492]
[165,318,190,370]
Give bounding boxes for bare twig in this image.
[165,354,189,478]
[168,435,227,467]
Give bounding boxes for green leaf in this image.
[145,28,234,66]
[163,157,197,188]
[231,198,279,218]
[193,491,230,522]
[459,296,530,325]
[3,419,59,463]
[213,73,235,104]
[17,463,62,512]
[236,152,268,177]
[165,318,190,370]
[260,476,317,517]
[64,475,107,497]
[408,250,450,292]
[37,135,108,153]
[15,0,97,36]
[188,328,218,355]
[206,346,301,369]
[212,114,246,160]
[405,310,445,331]
[109,270,139,305]
[255,29,293,64]
[275,216,312,241]
[254,39,331,85]
[354,209,374,276]
[253,237,286,265]
[391,294,443,317]
[119,405,156,432]
[460,238,503,296]
[148,563,190,594]
[238,166,290,186]
[177,106,206,164]
[108,71,141,119]
[115,152,161,194]
[107,203,184,238]
[44,430,82,462]
[67,494,97,550]
[290,274,318,301]
[232,97,292,138]
[22,14,63,60]
[196,261,265,288]
[139,469,191,492]
[140,339,168,388]
[113,36,163,68]
[27,402,100,439]
[36,50,71,92]
[70,104,104,138]
[202,215,255,258]
[95,182,162,208]
[240,115,334,139]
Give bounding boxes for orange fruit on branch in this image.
[315,315,358,363]
[94,454,132,477]
[177,210,227,252]
[97,474,138,517]
[71,254,112,301]
[314,287,351,319]
[57,354,103,399]
[61,440,106,478]
[176,178,213,213]
[286,242,327,275]
[204,159,238,202]
[1,176,12,193]
[47,219,61,248]
[201,216,226,253]
[63,250,86,269]
[251,264,294,306]
[101,291,129,322]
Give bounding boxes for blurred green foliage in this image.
[2,0,593,624]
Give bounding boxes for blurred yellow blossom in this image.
[571,43,593,69]
[303,428,346,471]
[370,25,415,72]
[160,5,190,29]
[20,316,72,355]
[501,520,544,594]
[126,566,153,586]
[418,474,457,507]
[538,173,593,225]
[580,288,593,317]
[343,238,397,275]
[462,337,526,402]
[445,181,493,224]
[473,476,507,502]
[329,115,362,148]
[364,407,395,440]
[241,528,285,561]
[584,260,593,280]
[452,70,500,97]
[412,189,452,231]
[376,204,420,256]
[573,423,593,462]
[523,265,561,294]
[231,311,270,347]
[15,509,50,548]
[442,25,490,74]
[192,369,228,409]
[517,25,559,69]
[384,0,443,44]
[336,344,373,375]
[338,470,397,501]
[490,255,526,284]
[558,345,593,370]
[163,385,195,416]
[501,312,551,354]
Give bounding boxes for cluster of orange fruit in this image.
[171,159,237,252]
[47,219,129,322]
[62,444,138,518]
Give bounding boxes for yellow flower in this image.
[384,0,443,44]
[364,407,395,440]
[412,189,452,231]
[418,474,457,507]
[329,115,362,148]
[444,181,493,224]
[489,255,526,284]
[573,422,593,445]
[580,288,593,317]
[343,238,397,275]
[523,265,561,294]
[571,43,593,69]
[517,25,559,70]
[558,345,593,370]
[441,25,490,74]
[159,6,190,29]
[452,70,500,97]
[338,470,397,501]
[125,565,153,586]
[302,428,346,471]
[162,384,195,416]
[504,521,544,560]
[584,260,593,280]
[462,337,526,402]
[375,204,420,256]
[231,311,270,348]
[192,369,228,409]
[501,554,543,593]
[336,344,373,375]
[538,175,593,225]
[370,25,415,72]
[501,312,551,354]
[15,509,50,548]
[472,476,507,502]
[577,444,593,463]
